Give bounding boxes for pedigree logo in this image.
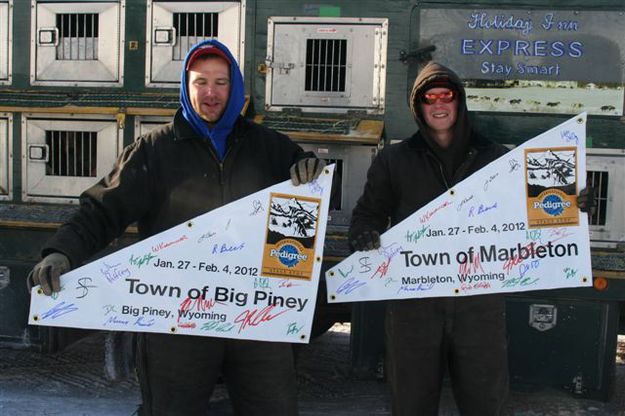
[270,241,308,268]
[261,193,321,280]
[524,147,579,228]
[533,192,572,216]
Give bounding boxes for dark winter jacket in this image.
[349,62,507,242]
[43,111,311,268]
[349,130,507,239]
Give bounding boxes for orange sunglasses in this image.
[420,90,457,105]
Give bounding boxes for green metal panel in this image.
[415,0,622,6]
[506,295,619,401]
[525,281,625,303]
[0,260,41,344]
[11,113,21,201]
[123,0,149,93]
[473,113,625,149]
[0,202,139,348]
[11,1,31,88]
[0,225,55,347]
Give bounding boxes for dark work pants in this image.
[136,333,298,416]
[385,295,509,416]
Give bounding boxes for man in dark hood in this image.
[28,39,324,415]
[409,62,472,183]
[350,61,510,416]
[349,62,594,415]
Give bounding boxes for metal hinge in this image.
[399,45,436,64]
[265,57,296,74]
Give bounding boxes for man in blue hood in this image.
[28,39,323,415]
[180,40,245,161]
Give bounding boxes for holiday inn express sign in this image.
[417,7,625,115]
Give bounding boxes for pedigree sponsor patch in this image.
[261,193,321,280]
[525,147,579,228]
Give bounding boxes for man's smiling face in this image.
[187,56,231,126]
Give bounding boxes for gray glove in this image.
[351,230,381,252]
[27,252,70,296]
[290,158,326,186]
[576,187,596,215]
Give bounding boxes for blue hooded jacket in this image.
[180,39,245,161]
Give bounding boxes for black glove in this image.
[27,252,70,296]
[577,187,597,215]
[290,158,326,185]
[351,230,381,252]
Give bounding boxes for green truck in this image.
[0,0,623,400]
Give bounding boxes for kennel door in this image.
[22,114,121,203]
[146,0,244,87]
[30,0,124,86]
[266,17,388,114]
[0,1,12,85]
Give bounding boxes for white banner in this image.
[326,114,592,303]
[29,166,335,344]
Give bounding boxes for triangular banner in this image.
[29,166,335,344]
[326,114,592,303]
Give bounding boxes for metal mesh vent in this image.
[55,13,99,61]
[305,39,347,92]
[587,170,608,226]
[172,13,219,61]
[46,130,97,177]
[260,115,355,135]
